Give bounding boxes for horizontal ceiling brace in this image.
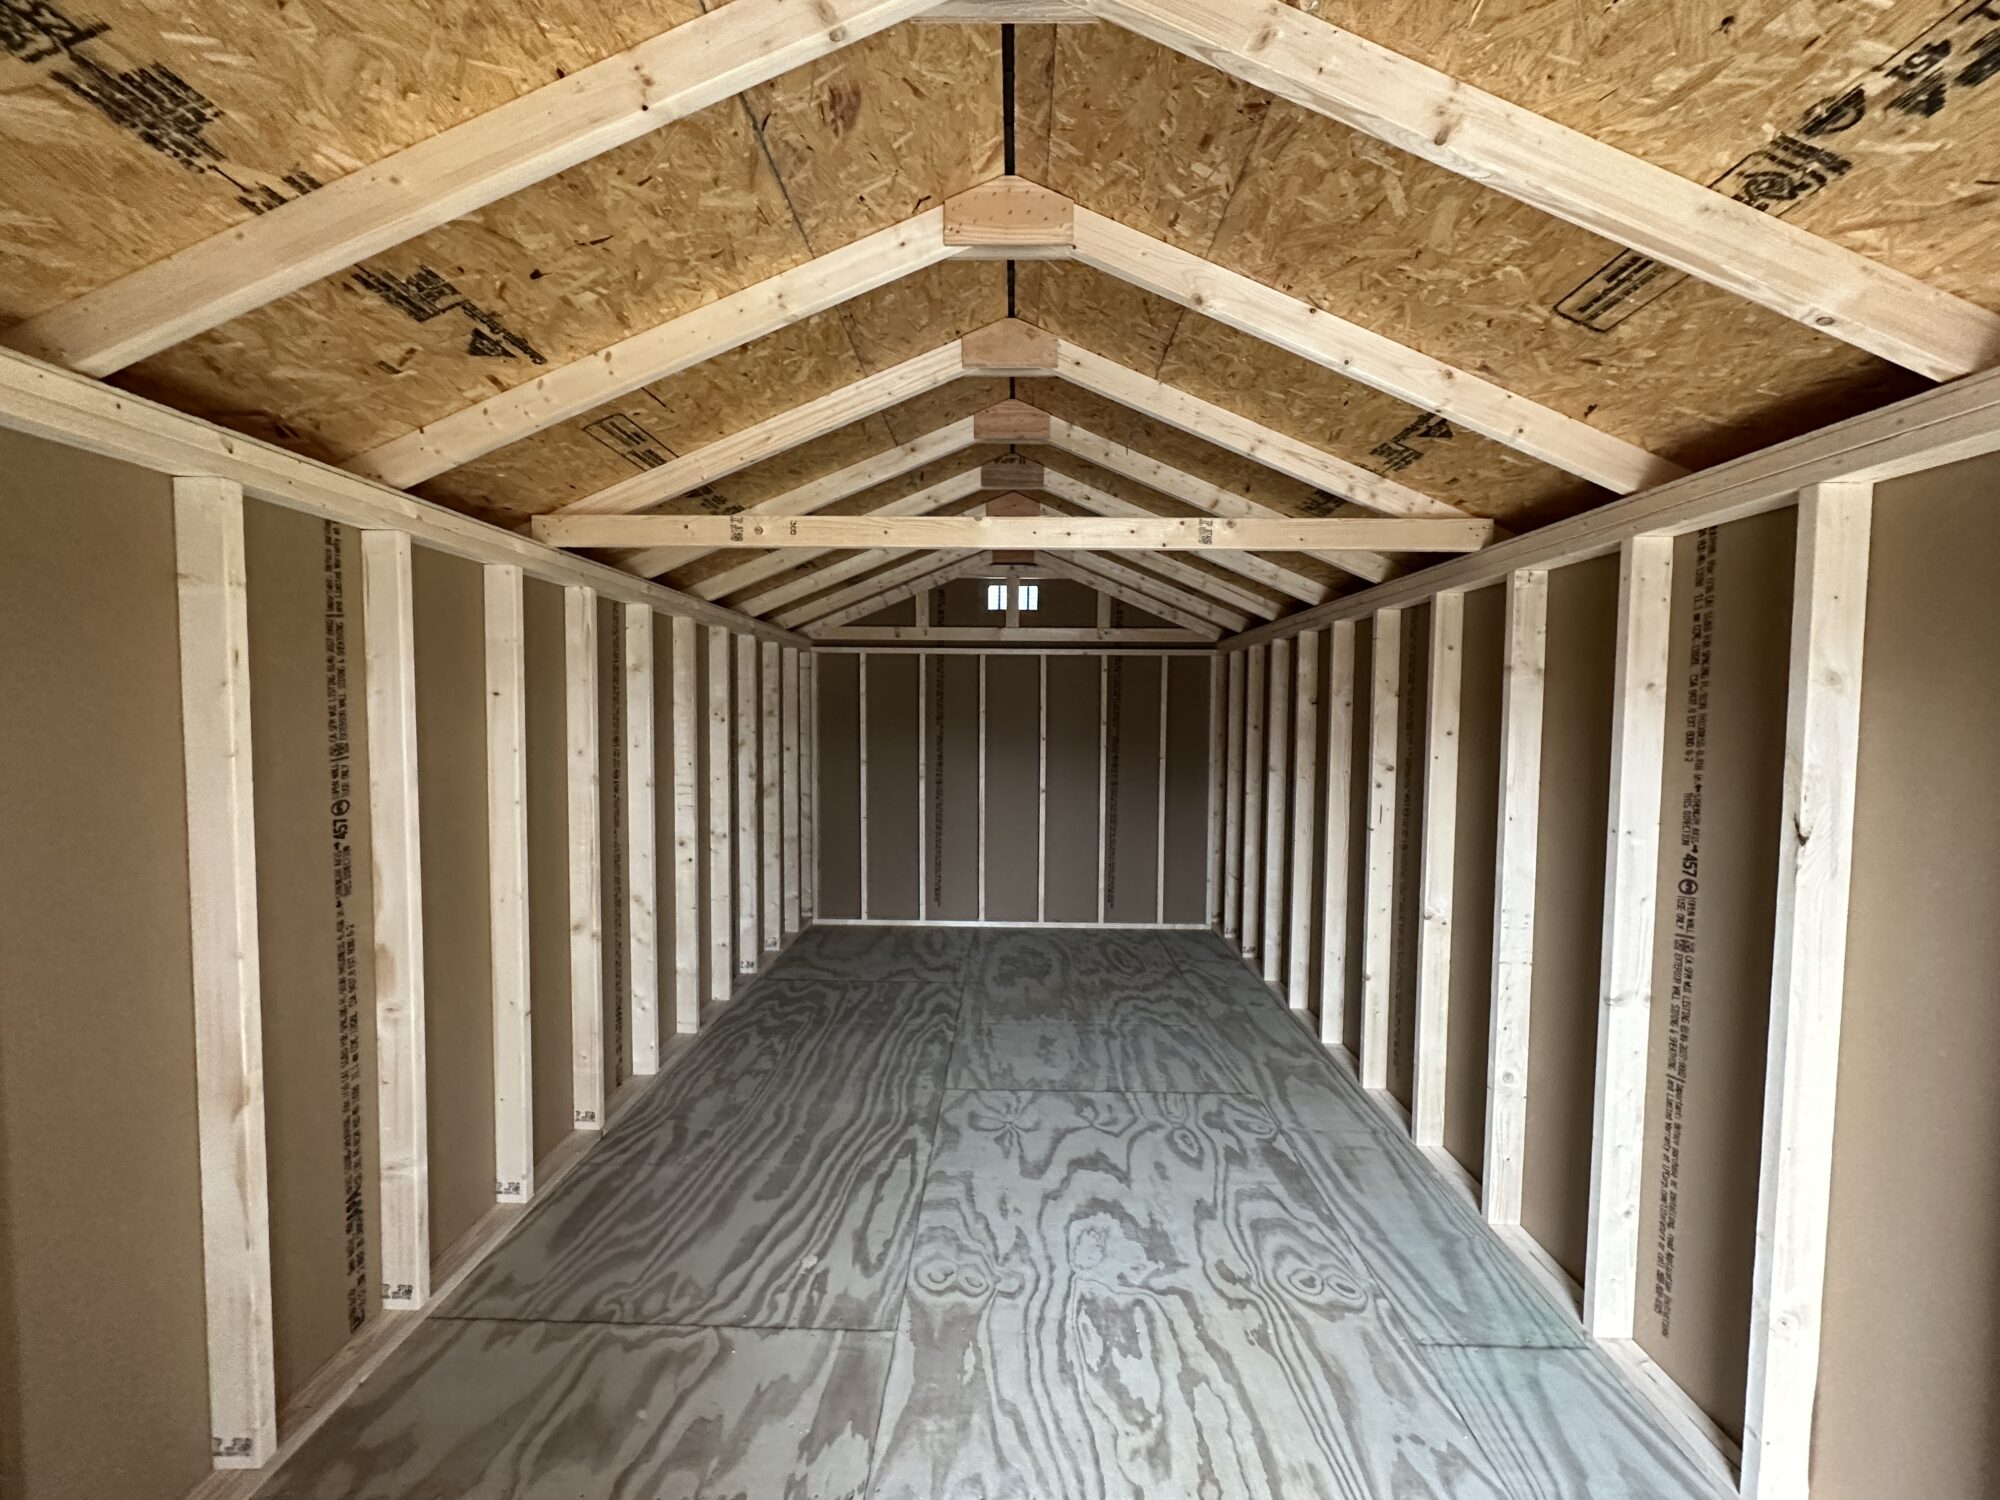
[533,514,1497,551]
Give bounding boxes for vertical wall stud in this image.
[782,647,802,936]
[978,654,989,920]
[175,478,278,1465]
[1097,654,1110,923]
[361,528,429,1309]
[735,634,760,968]
[704,628,733,1007]
[1584,535,1674,1338]
[482,565,534,1199]
[1484,569,1549,1226]
[1156,655,1170,923]
[1222,651,1245,940]
[1205,656,1224,928]
[563,586,604,1128]
[623,603,659,1074]
[1286,629,1321,1007]
[670,617,701,1033]
[1361,608,1403,1091]
[1261,636,1291,983]
[1413,591,1465,1149]
[1241,642,1267,959]
[1741,483,1874,1500]
[760,638,781,949]
[1318,622,1357,1046]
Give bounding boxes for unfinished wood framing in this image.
[622,603,659,1075]
[1240,643,1267,961]
[563,587,605,1130]
[360,528,429,1310]
[1482,569,1549,1228]
[1583,535,1674,1339]
[760,639,781,951]
[1412,591,1464,1152]
[1286,628,1321,1008]
[1260,636,1291,985]
[704,628,733,1008]
[482,565,534,1201]
[734,634,760,968]
[173,477,277,1468]
[1741,483,1874,1500]
[1360,608,1403,1092]
[782,647,803,937]
[669,616,701,1034]
[1317,622,1358,1047]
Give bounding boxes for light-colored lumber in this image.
[811,624,1208,643]
[3,0,937,375]
[1286,628,1321,1008]
[1072,0,2000,380]
[1741,483,1874,1500]
[760,639,782,949]
[961,317,1061,375]
[360,528,429,1308]
[800,554,994,634]
[1360,607,1402,1091]
[1222,650,1245,941]
[535,511,1494,553]
[1317,621,1357,1046]
[1036,470,1285,616]
[1070,204,1683,493]
[1261,636,1292,983]
[564,587,605,1128]
[942,175,1077,254]
[782,647,803,936]
[1483,569,1549,1227]
[734,634,760,969]
[1583,535,1674,1338]
[622,603,660,1074]
[1412,590,1464,1150]
[1240,643,1267,960]
[173,477,277,1467]
[668,616,701,1034]
[350,212,961,487]
[482,565,534,1200]
[559,341,967,520]
[704,628,733,1006]
[1046,550,1244,635]
[785,549,980,629]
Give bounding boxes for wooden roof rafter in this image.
[5,0,1993,387]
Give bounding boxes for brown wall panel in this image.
[816,652,862,920]
[1521,553,1617,1285]
[598,599,628,1092]
[1633,513,1791,1440]
[1106,656,1163,923]
[244,501,382,1407]
[984,655,1043,921]
[1163,656,1212,925]
[1817,452,2000,1499]
[1044,655,1104,922]
[1342,618,1373,1058]
[411,544,495,1261]
[1444,584,1504,1180]
[927,655,981,920]
[652,615,678,1012]
[524,578,574,1161]
[0,433,210,1500]
[1388,605,1430,1108]
[864,654,921,920]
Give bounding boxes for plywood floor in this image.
[255,927,1733,1499]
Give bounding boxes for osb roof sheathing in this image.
[3,2,1999,588]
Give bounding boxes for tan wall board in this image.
[0,434,212,1500]
[1387,603,1430,1108]
[1817,451,2000,1500]
[983,654,1043,922]
[411,543,496,1258]
[1043,654,1104,922]
[243,500,382,1407]
[1342,617,1373,1058]
[927,653,981,921]
[524,576,575,1163]
[815,652,863,920]
[1106,655,1163,924]
[1521,552,1617,1286]
[1163,655,1212,926]
[1633,512,1792,1441]
[1443,583,1503,1180]
[863,653,921,920]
